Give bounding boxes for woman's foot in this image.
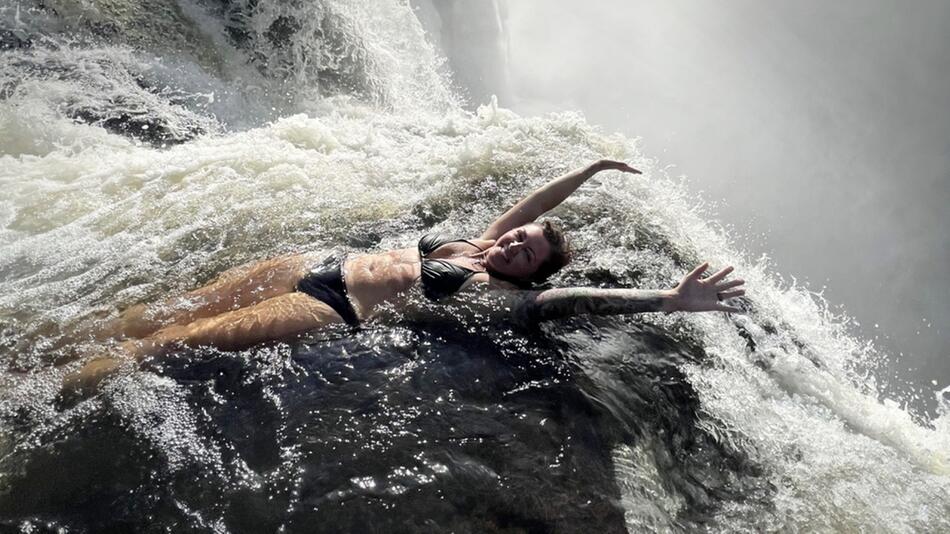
[57,356,127,407]
[57,338,159,405]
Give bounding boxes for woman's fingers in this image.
[621,164,642,174]
[600,160,642,174]
[680,263,747,313]
[718,289,745,300]
[685,262,709,281]
[715,303,745,313]
[715,278,745,291]
[706,266,734,284]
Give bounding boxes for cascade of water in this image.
[0,1,946,531]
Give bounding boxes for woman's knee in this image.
[151,316,260,353]
[110,303,163,339]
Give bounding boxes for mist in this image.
[420,0,949,412]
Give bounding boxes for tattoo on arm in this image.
[519,287,674,322]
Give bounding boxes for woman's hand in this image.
[594,159,641,174]
[668,262,746,313]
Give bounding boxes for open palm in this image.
[673,262,746,313]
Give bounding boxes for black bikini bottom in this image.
[295,254,360,326]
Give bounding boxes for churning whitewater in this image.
[1,0,948,532]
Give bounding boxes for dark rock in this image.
[0,29,32,50]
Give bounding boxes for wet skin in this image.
[63,161,747,400]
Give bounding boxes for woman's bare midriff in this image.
[341,239,493,320]
[342,248,421,320]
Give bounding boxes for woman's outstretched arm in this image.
[481,159,640,240]
[523,287,678,321]
[516,262,746,322]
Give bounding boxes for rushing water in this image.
[1,1,948,532]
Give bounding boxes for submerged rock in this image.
[0,29,33,50]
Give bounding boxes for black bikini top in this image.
[418,233,484,301]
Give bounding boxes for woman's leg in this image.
[140,292,345,353]
[107,253,320,339]
[63,293,344,396]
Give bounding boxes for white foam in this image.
[1,4,947,527]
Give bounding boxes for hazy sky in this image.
[502,0,949,407]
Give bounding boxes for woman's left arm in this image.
[481,159,640,240]
[517,263,746,322]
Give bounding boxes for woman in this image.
[66,160,745,393]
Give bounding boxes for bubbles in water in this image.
[1,0,948,531]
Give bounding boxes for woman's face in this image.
[484,224,551,280]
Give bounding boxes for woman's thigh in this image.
[114,252,324,339]
[144,292,344,353]
[183,252,317,309]
[64,293,344,398]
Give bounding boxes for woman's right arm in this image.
[480,159,640,240]
[516,263,746,322]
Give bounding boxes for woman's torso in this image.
[342,238,493,320]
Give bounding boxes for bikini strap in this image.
[418,233,483,257]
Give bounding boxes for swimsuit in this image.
[295,253,361,326]
[294,234,488,323]
[418,233,485,301]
